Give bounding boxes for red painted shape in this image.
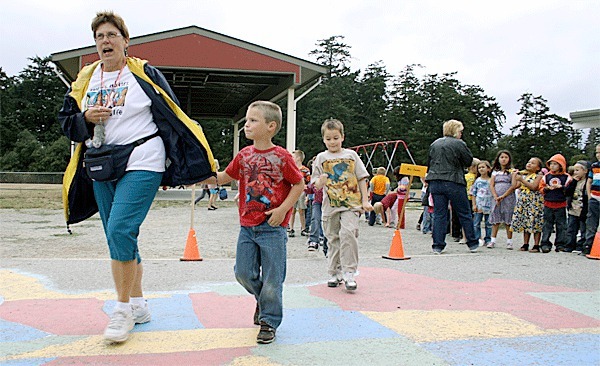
[0,298,107,335]
[309,267,600,330]
[189,292,256,328]
[45,347,252,365]
[81,34,301,82]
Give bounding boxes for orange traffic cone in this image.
[382,229,411,260]
[180,228,203,261]
[586,232,600,260]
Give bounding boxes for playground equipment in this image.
[348,140,416,176]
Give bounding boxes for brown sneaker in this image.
[257,321,276,344]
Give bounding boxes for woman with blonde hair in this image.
[425,120,479,254]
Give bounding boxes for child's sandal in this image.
[519,244,529,251]
[528,245,540,253]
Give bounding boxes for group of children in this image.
[212,100,599,345]
[464,147,599,255]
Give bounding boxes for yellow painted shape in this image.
[7,328,258,361]
[0,270,166,301]
[363,310,547,342]
[229,355,281,366]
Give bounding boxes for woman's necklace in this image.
[99,61,126,107]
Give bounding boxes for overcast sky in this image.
[1,0,598,133]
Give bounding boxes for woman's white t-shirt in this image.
[83,65,166,173]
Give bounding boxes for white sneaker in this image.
[487,242,495,249]
[104,310,134,343]
[506,243,513,250]
[478,239,484,247]
[459,238,467,244]
[327,274,343,287]
[343,272,357,291]
[132,302,151,324]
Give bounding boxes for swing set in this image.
[348,140,417,177]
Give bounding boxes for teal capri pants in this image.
[93,170,163,262]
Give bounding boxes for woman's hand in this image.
[85,106,112,124]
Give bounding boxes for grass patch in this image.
[0,189,63,209]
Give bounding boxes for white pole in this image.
[190,184,196,230]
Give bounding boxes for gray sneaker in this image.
[343,272,357,291]
[327,274,342,287]
[104,310,134,343]
[132,302,151,324]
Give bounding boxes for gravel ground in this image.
[1,187,599,293]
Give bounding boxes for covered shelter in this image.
[570,109,600,129]
[51,25,327,154]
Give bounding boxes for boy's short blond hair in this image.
[248,101,282,134]
[293,150,305,162]
[471,158,481,168]
[321,118,344,137]
[377,167,386,175]
[442,119,464,138]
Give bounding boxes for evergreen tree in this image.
[510,93,582,167]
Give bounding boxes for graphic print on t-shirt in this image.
[85,85,128,111]
[323,158,360,208]
[242,153,284,215]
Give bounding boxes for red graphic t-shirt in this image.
[226,145,303,227]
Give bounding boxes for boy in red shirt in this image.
[217,101,304,344]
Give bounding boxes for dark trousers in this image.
[541,206,567,249]
[566,214,587,252]
[584,199,599,253]
[429,180,478,251]
[369,193,386,226]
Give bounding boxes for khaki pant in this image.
[323,210,360,276]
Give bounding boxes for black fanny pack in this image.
[83,132,160,182]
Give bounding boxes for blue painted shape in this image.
[0,319,49,342]
[1,359,56,366]
[103,294,203,332]
[276,308,399,345]
[422,333,600,366]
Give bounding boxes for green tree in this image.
[387,67,504,165]
[13,56,66,145]
[0,67,19,157]
[0,130,41,171]
[296,36,360,160]
[584,128,600,160]
[510,93,582,168]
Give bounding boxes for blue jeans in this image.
[541,206,567,249]
[584,199,599,252]
[422,207,432,233]
[473,212,491,243]
[93,170,163,262]
[235,222,287,329]
[429,180,478,251]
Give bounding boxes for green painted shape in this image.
[252,337,448,366]
[529,291,600,320]
[283,286,339,309]
[207,283,248,296]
